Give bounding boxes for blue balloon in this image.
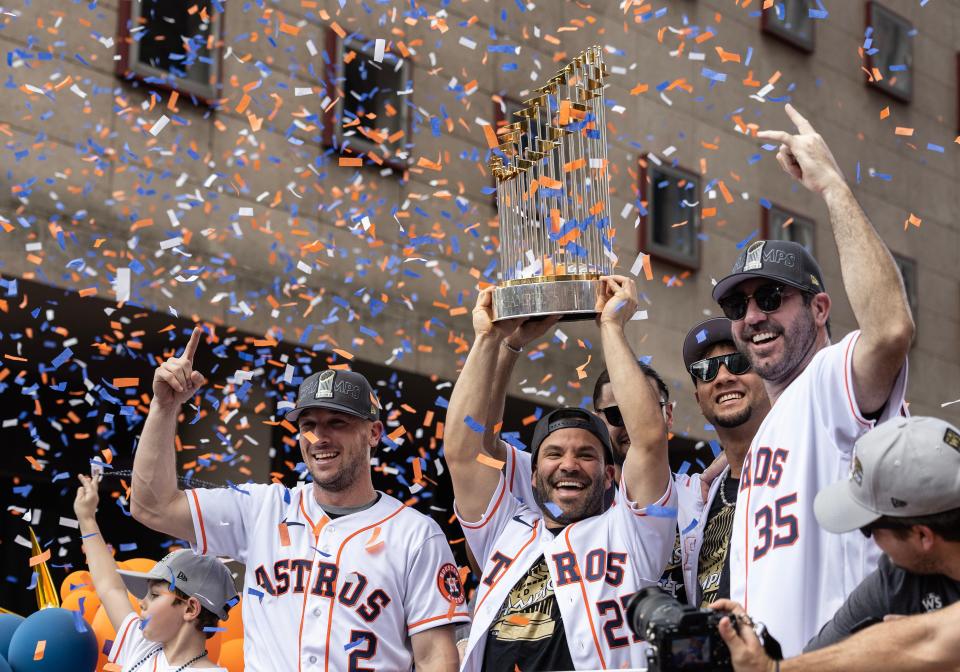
[7,608,97,672]
[0,615,23,660]
[0,653,11,672]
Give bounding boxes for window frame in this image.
[760,0,816,53]
[760,203,816,255]
[115,0,224,106]
[864,1,914,103]
[637,156,702,271]
[322,29,413,170]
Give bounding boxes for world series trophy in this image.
[490,45,612,321]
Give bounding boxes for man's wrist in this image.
[821,179,852,204]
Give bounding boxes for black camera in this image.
[625,587,780,672]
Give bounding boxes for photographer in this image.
[714,599,960,672]
[711,415,960,672]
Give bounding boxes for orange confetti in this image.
[33,640,46,661]
[880,107,890,120]
[112,377,139,388]
[904,213,921,230]
[894,127,913,136]
[278,522,291,547]
[476,453,505,470]
[339,157,363,167]
[481,124,499,149]
[29,549,51,567]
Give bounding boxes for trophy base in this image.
[493,278,601,322]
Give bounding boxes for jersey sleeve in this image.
[802,561,889,652]
[404,530,471,636]
[106,612,152,667]
[456,471,520,568]
[186,483,271,562]
[503,440,535,509]
[814,330,908,455]
[610,477,678,582]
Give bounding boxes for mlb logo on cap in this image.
[285,369,380,423]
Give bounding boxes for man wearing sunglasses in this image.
[713,104,915,656]
[662,317,770,607]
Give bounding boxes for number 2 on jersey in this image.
[753,493,798,560]
[347,630,378,672]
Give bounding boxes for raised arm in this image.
[130,327,206,543]
[444,288,521,522]
[482,315,560,461]
[597,275,670,505]
[74,475,136,631]
[757,104,914,415]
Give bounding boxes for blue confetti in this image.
[681,518,699,535]
[645,505,678,518]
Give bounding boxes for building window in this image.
[119,0,222,102]
[892,253,918,319]
[865,2,913,103]
[640,159,701,270]
[762,204,815,254]
[327,33,412,165]
[761,0,816,52]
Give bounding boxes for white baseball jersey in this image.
[108,612,228,671]
[671,472,726,606]
[729,330,907,656]
[186,483,469,672]
[457,464,677,671]
[508,441,719,608]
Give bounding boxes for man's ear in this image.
[369,420,384,448]
[916,525,937,552]
[812,292,831,328]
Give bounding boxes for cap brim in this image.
[284,400,372,423]
[813,480,882,534]
[117,569,165,599]
[682,318,733,369]
[712,271,816,302]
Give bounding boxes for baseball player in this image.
[446,277,676,671]
[666,317,771,607]
[713,104,914,655]
[130,328,468,672]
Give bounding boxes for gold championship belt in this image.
[490,45,612,321]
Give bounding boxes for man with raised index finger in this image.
[130,327,468,672]
[713,104,915,655]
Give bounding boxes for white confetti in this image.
[148,115,169,136]
[459,36,477,50]
[114,267,130,303]
[238,207,254,217]
[373,38,386,62]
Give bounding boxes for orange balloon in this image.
[217,638,244,672]
[117,558,156,574]
[61,588,102,624]
[60,570,93,600]
[221,598,243,642]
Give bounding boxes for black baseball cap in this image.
[712,240,825,301]
[531,408,614,465]
[682,317,735,369]
[285,369,380,423]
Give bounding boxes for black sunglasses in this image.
[718,283,797,321]
[599,402,666,428]
[688,352,752,383]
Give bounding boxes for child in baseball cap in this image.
[74,474,237,671]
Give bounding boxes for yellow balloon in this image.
[60,570,93,600]
[217,638,244,672]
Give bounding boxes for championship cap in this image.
[531,407,614,465]
[118,550,238,620]
[814,416,960,534]
[712,240,825,301]
[285,369,380,423]
[682,317,735,370]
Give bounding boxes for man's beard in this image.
[710,404,753,429]
[311,451,364,492]
[739,310,818,384]
[532,470,607,525]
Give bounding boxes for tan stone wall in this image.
[0,0,957,446]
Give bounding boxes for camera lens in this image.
[626,586,688,639]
